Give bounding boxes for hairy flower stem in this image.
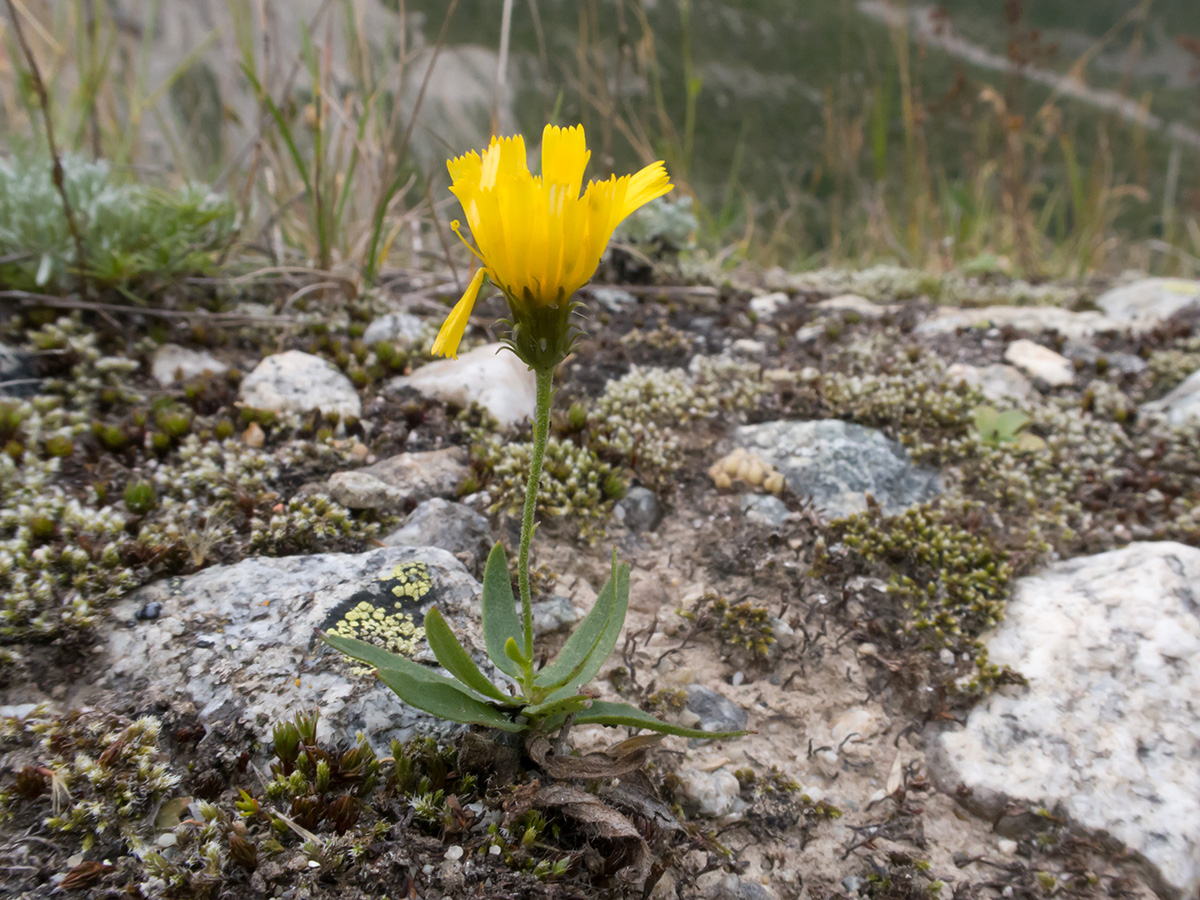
[519,366,555,673]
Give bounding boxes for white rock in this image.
[731,338,766,358]
[1003,339,1073,387]
[389,343,535,427]
[794,325,824,344]
[363,312,428,346]
[675,767,746,820]
[946,363,1033,403]
[239,350,361,419]
[749,292,788,319]
[930,543,1200,899]
[1095,278,1200,328]
[815,294,896,317]
[151,343,229,386]
[1143,368,1200,426]
[915,306,1114,341]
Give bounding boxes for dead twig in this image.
[3,0,90,301]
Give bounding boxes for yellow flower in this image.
[431,124,672,362]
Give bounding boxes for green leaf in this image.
[374,666,525,732]
[423,607,519,706]
[572,701,748,740]
[481,542,522,678]
[534,552,620,691]
[521,693,594,720]
[537,557,630,701]
[319,630,491,704]
[994,409,1030,438]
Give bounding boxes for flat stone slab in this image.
[734,419,941,519]
[915,305,1115,340]
[930,542,1200,899]
[101,547,489,747]
[1096,278,1200,328]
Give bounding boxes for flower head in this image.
[432,124,672,365]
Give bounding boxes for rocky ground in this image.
[1,261,1198,900]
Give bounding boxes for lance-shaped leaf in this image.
[320,630,491,704]
[534,553,624,692]
[536,558,630,702]
[374,666,525,732]
[571,700,748,740]
[481,542,523,678]
[423,607,520,706]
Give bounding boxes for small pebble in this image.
[489,844,502,856]
[422,864,434,875]
[731,670,745,686]
[997,839,1018,855]
[135,601,163,621]
[444,845,464,861]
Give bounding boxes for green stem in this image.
[519,366,555,674]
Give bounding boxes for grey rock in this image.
[0,341,37,397]
[1096,278,1200,328]
[239,350,361,419]
[151,343,229,386]
[739,493,792,529]
[530,594,581,636]
[915,305,1114,340]
[614,486,661,532]
[1003,339,1074,387]
[1144,367,1200,426]
[589,286,637,312]
[383,498,492,567]
[388,343,535,427]
[735,420,941,519]
[327,470,404,509]
[359,447,469,503]
[1063,342,1148,376]
[101,547,493,746]
[701,873,777,900]
[685,684,749,734]
[362,311,427,346]
[945,362,1033,403]
[929,543,1200,899]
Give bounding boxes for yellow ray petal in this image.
[540,124,590,198]
[431,267,487,359]
[618,161,672,222]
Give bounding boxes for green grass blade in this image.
[481,542,523,678]
[374,666,525,732]
[423,607,519,705]
[573,701,748,740]
[240,63,313,199]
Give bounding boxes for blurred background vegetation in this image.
[1,0,1198,298]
